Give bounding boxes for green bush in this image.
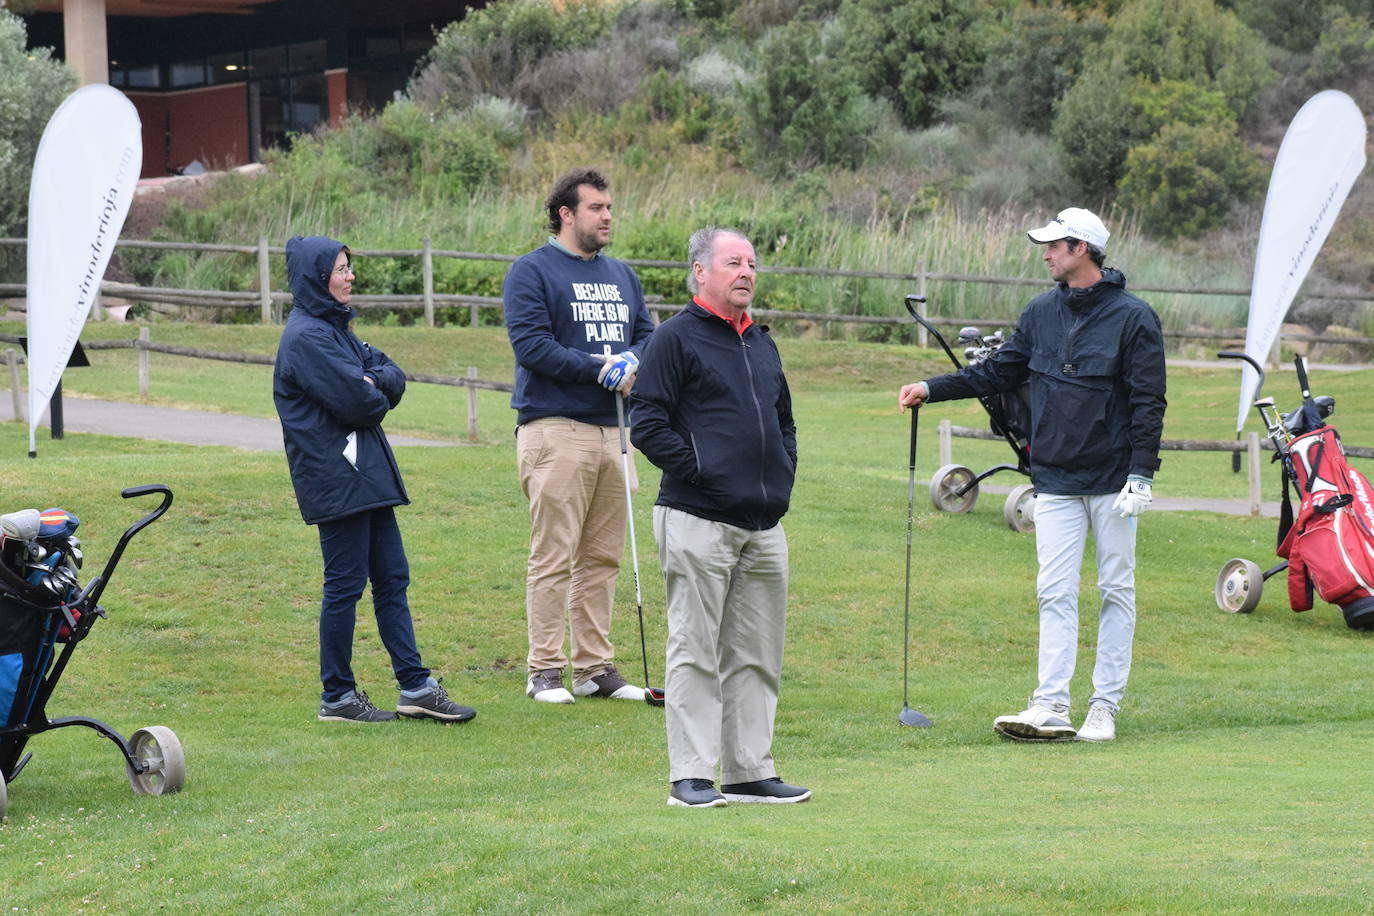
[969,3,1109,132]
[741,22,877,174]
[1306,10,1374,83]
[1117,120,1264,238]
[834,0,985,128]
[0,11,76,247]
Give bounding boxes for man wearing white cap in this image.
[897,207,1166,742]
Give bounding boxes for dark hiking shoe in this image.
[397,679,476,723]
[721,777,811,804]
[318,690,397,723]
[572,665,646,701]
[668,778,728,808]
[526,668,574,704]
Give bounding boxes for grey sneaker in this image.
[992,704,1076,741]
[668,778,728,808]
[1076,704,1116,742]
[573,665,646,701]
[397,679,476,723]
[526,668,574,704]
[318,690,397,723]
[721,777,811,804]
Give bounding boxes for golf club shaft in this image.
[903,406,918,708]
[615,394,653,690]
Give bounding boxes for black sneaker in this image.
[572,665,646,701]
[526,669,574,704]
[668,778,728,808]
[721,777,811,804]
[318,690,397,723]
[397,679,477,722]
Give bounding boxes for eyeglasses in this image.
[332,264,354,276]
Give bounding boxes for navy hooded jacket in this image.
[925,268,1167,495]
[273,236,409,525]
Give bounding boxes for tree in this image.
[1118,120,1263,238]
[834,0,985,128]
[0,10,76,239]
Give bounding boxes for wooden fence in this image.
[3,236,1373,352]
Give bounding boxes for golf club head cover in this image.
[38,509,80,541]
[0,508,41,543]
[597,350,639,393]
[1112,476,1152,518]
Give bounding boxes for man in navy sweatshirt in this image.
[504,168,657,704]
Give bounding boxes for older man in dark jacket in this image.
[274,235,474,724]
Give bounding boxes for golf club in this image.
[899,404,933,728]
[615,393,666,708]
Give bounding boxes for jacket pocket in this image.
[1028,353,1122,470]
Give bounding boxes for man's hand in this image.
[597,351,639,393]
[898,381,930,412]
[1112,475,1152,518]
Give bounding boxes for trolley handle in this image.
[82,484,174,609]
[1217,351,1266,405]
[1293,355,1312,401]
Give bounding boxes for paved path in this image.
[0,396,464,451]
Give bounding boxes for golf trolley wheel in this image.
[1003,484,1036,532]
[126,726,185,796]
[1,774,7,821]
[1215,558,1263,614]
[929,464,978,513]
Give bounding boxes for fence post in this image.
[92,290,105,322]
[938,418,952,468]
[6,348,23,422]
[258,235,272,324]
[466,366,479,442]
[1247,432,1262,516]
[470,300,479,329]
[422,236,435,328]
[916,257,929,349]
[138,327,150,398]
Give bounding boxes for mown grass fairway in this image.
[1,326,1372,913]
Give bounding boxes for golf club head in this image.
[899,705,932,728]
[645,686,666,708]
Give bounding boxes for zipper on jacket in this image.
[739,335,770,508]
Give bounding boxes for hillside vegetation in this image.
[11,1,1374,337]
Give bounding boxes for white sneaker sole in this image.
[396,705,477,722]
[1075,731,1115,742]
[667,795,728,808]
[993,721,1076,741]
[573,682,646,700]
[721,790,811,804]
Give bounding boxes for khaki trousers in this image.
[654,506,789,785]
[517,417,635,680]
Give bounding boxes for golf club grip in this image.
[1294,356,1311,398]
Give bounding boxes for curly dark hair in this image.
[545,167,610,235]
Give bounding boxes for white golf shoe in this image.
[992,704,1076,741]
[1076,704,1117,742]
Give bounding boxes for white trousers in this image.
[654,506,789,785]
[1032,493,1137,714]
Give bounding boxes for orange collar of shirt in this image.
[693,296,753,336]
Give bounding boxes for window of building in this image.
[169,59,206,88]
[208,52,248,85]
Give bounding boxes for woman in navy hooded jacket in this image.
[274,236,475,724]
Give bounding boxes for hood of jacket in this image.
[1061,266,1126,312]
[286,235,353,322]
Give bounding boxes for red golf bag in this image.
[1276,426,1374,630]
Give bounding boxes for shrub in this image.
[1117,120,1264,238]
[741,22,877,173]
[1306,10,1374,84]
[0,10,76,243]
[834,0,986,128]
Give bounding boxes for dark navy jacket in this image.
[630,302,797,531]
[504,242,655,426]
[925,268,1167,495]
[273,236,409,525]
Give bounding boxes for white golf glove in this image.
[597,350,639,393]
[1112,475,1153,518]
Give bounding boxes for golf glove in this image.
[1112,475,1153,518]
[597,350,639,393]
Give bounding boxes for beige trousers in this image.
[517,417,635,680]
[654,506,789,785]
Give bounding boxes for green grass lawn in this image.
[1,324,1372,912]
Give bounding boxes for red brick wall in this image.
[124,83,249,177]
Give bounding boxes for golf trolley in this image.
[1,485,182,820]
[904,296,1037,532]
[1213,353,1374,629]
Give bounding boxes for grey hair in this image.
[686,226,751,295]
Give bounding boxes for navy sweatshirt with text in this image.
[503,242,655,427]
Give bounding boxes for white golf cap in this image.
[1026,207,1109,251]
